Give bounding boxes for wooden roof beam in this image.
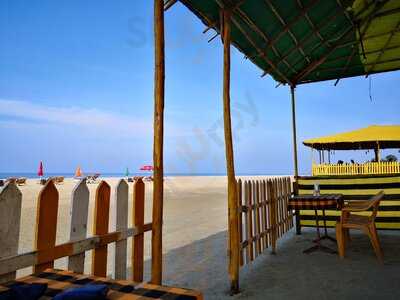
[334,5,381,85]
[262,0,320,52]
[234,8,297,73]
[374,7,400,19]
[268,0,378,74]
[263,0,310,63]
[292,1,388,83]
[312,57,400,74]
[296,0,324,43]
[214,0,293,85]
[367,19,400,76]
[291,27,355,83]
[262,8,343,76]
[336,0,356,27]
[164,0,178,11]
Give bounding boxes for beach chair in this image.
[6,177,17,184]
[55,176,64,184]
[336,191,385,263]
[86,173,100,184]
[16,178,27,186]
[144,176,153,182]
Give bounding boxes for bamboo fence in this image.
[236,177,294,266]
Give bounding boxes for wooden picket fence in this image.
[0,178,152,284]
[312,161,400,176]
[236,177,293,266]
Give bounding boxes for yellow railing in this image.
[312,161,400,176]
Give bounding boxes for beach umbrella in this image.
[125,167,129,177]
[37,161,44,177]
[140,165,154,171]
[75,166,82,178]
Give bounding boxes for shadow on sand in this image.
[134,228,400,299]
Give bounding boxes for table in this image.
[289,194,344,254]
[0,269,203,300]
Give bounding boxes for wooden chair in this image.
[336,191,384,263]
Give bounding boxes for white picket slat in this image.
[0,182,22,283]
[68,179,89,273]
[114,179,129,279]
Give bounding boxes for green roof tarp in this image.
[172,0,400,85]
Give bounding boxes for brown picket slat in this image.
[246,181,254,261]
[133,178,145,282]
[255,181,261,256]
[34,180,59,273]
[237,179,244,266]
[92,181,111,277]
[270,179,277,254]
[278,178,284,237]
[261,180,267,250]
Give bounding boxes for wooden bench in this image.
[0,269,203,299]
[295,174,400,231]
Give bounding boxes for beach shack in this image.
[296,125,400,233]
[165,0,400,293]
[1,0,400,296]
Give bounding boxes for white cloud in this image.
[0,99,152,137]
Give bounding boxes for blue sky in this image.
[1,0,399,175]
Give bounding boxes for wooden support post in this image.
[290,86,299,178]
[222,9,240,294]
[290,86,301,235]
[151,0,165,285]
[374,143,381,162]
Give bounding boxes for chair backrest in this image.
[370,191,384,221]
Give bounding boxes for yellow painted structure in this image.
[303,125,400,150]
[312,161,400,176]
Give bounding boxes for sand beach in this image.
[6,175,400,299]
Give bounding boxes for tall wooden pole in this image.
[151,0,165,285]
[290,86,299,178]
[222,9,240,294]
[290,86,301,235]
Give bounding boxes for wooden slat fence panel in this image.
[92,181,111,277]
[237,177,293,267]
[236,179,244,267]
[247,181,254,261]
[0,183,22,283]
[270,179,277,254]
[34,180,59,273]
[254,181,261,257]
[132,178,145,282]
[68,179,89,274]
[114,179,129,279]
[0,178,154,283]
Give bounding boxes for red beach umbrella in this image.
[140,165,153,171]
[37,161,44,177]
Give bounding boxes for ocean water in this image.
[0,172,280,180]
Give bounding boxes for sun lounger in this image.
[144,176,153,182]
[86,173,100,184]
[6,177,17,184]
[54,176,64,184]
[0,268,203,300]
[16,177,27,186]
